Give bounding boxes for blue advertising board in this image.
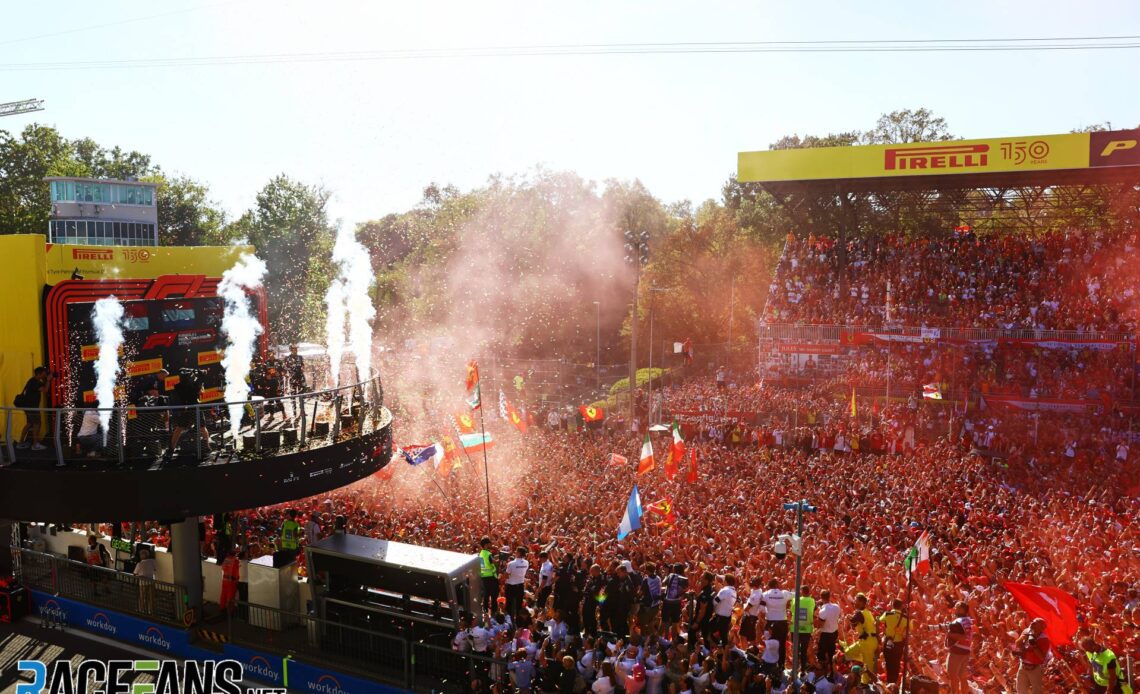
[30,590,188,654]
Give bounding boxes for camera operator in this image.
[1011,617,1050,694]
[15,366,53,451]
[166,368,209,461]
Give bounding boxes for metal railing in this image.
[13,546,187,626]
[226,601,500,692]
[1,371,385,468]
[759,323,1136,344]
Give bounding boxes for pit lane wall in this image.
[28,590,407,694]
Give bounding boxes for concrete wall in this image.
[22,526,309,610]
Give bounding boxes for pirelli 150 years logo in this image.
[15,659,285,694]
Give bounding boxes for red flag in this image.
[465,360,480,391]
[508,406,528,434]
[682,338,693,365]
[664,449,678,481]
[580,405,605,422]
[454,412,477,434]
[610,452,628,467]
[645,498,676,528]
[686,447,698,483]
[1002,582,1079,646]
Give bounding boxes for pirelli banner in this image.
[738,128,1140,183]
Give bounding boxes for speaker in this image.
[907,675,940,694]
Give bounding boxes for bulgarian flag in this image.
[637,433,655,475]
[670,419,685,461]
[459,432,494,453]
[904,530,931,576]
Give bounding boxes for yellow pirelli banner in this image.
[738,128,1140,183]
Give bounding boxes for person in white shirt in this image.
[75,409,103,458]
[592,661,618,694]
[814,589,842,671]
[761,579,793,670]
[303,514,321,546]
[133,548,157,614]
[537,550,555,610]
[504,546,529,620]
[712,574,737,645]
[644,657,667,694]
[740,577,764,646]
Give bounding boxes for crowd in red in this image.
[764,230,1139,332]
[166,365,1137,693]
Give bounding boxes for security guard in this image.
[478,537,499,614]
[844,593,879,682]
[790,584,817,676]
[1081,636,1133,694]
[879,598,909,686]
[279,509,301,564]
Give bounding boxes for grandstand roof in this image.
[740,128,1140,195]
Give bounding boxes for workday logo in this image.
[244,655,281,682]
[85,611,118,635]
[138,625,172,650]
[308,674,349,694]
[37,599,68,623]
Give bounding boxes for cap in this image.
[619,560,632,572]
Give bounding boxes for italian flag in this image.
[904,530,931,576]
[671,419,685,461]
[637,433,655,475]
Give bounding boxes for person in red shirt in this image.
[219,548,241,612]
[1012,617,1050,694]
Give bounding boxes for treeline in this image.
[3,109,1135,362]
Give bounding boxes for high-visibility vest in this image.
[280,520,301,550]
[1087,648,1132,692]
[793,596,816,633]
[858,609,877,639]
[85,546,103,566]
[880,610,909,641]
[479,549,497,578]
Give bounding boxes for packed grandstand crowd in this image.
[126,228,1138,693]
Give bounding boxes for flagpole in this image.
[899,560,914,693]
[478,405,492,533]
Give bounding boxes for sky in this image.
[3,0,1139,227]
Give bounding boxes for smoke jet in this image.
[92,297,125,446]
[329,226,375,388]
[325,279,347,389]
[219,253,267,442]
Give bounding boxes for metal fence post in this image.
[299,393,307,447]
[53,410,63,467]
[5,411,14,463]
[117,410,125,467]
[254,407,262,452]
[332,394,342,440]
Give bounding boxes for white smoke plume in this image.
[325,278,347,388]
[219,253,267,442]
[330,225,376,388]
[92,297,125,446]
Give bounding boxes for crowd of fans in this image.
[764,229,1140,332]
[164,364,1138,693]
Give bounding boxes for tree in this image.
[0,125,84,235]
[149,174,232,246]
[862,108,954,145]
[229,175,336,342]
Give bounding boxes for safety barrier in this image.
[1,371,384,468]
[759,323,1135,344]
[14,547,187,626]
[226,601,503,693]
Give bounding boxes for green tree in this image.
[148,174,232,246]
[229,175,336,341]
[862,107,954,145]
[0,125,83,235]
